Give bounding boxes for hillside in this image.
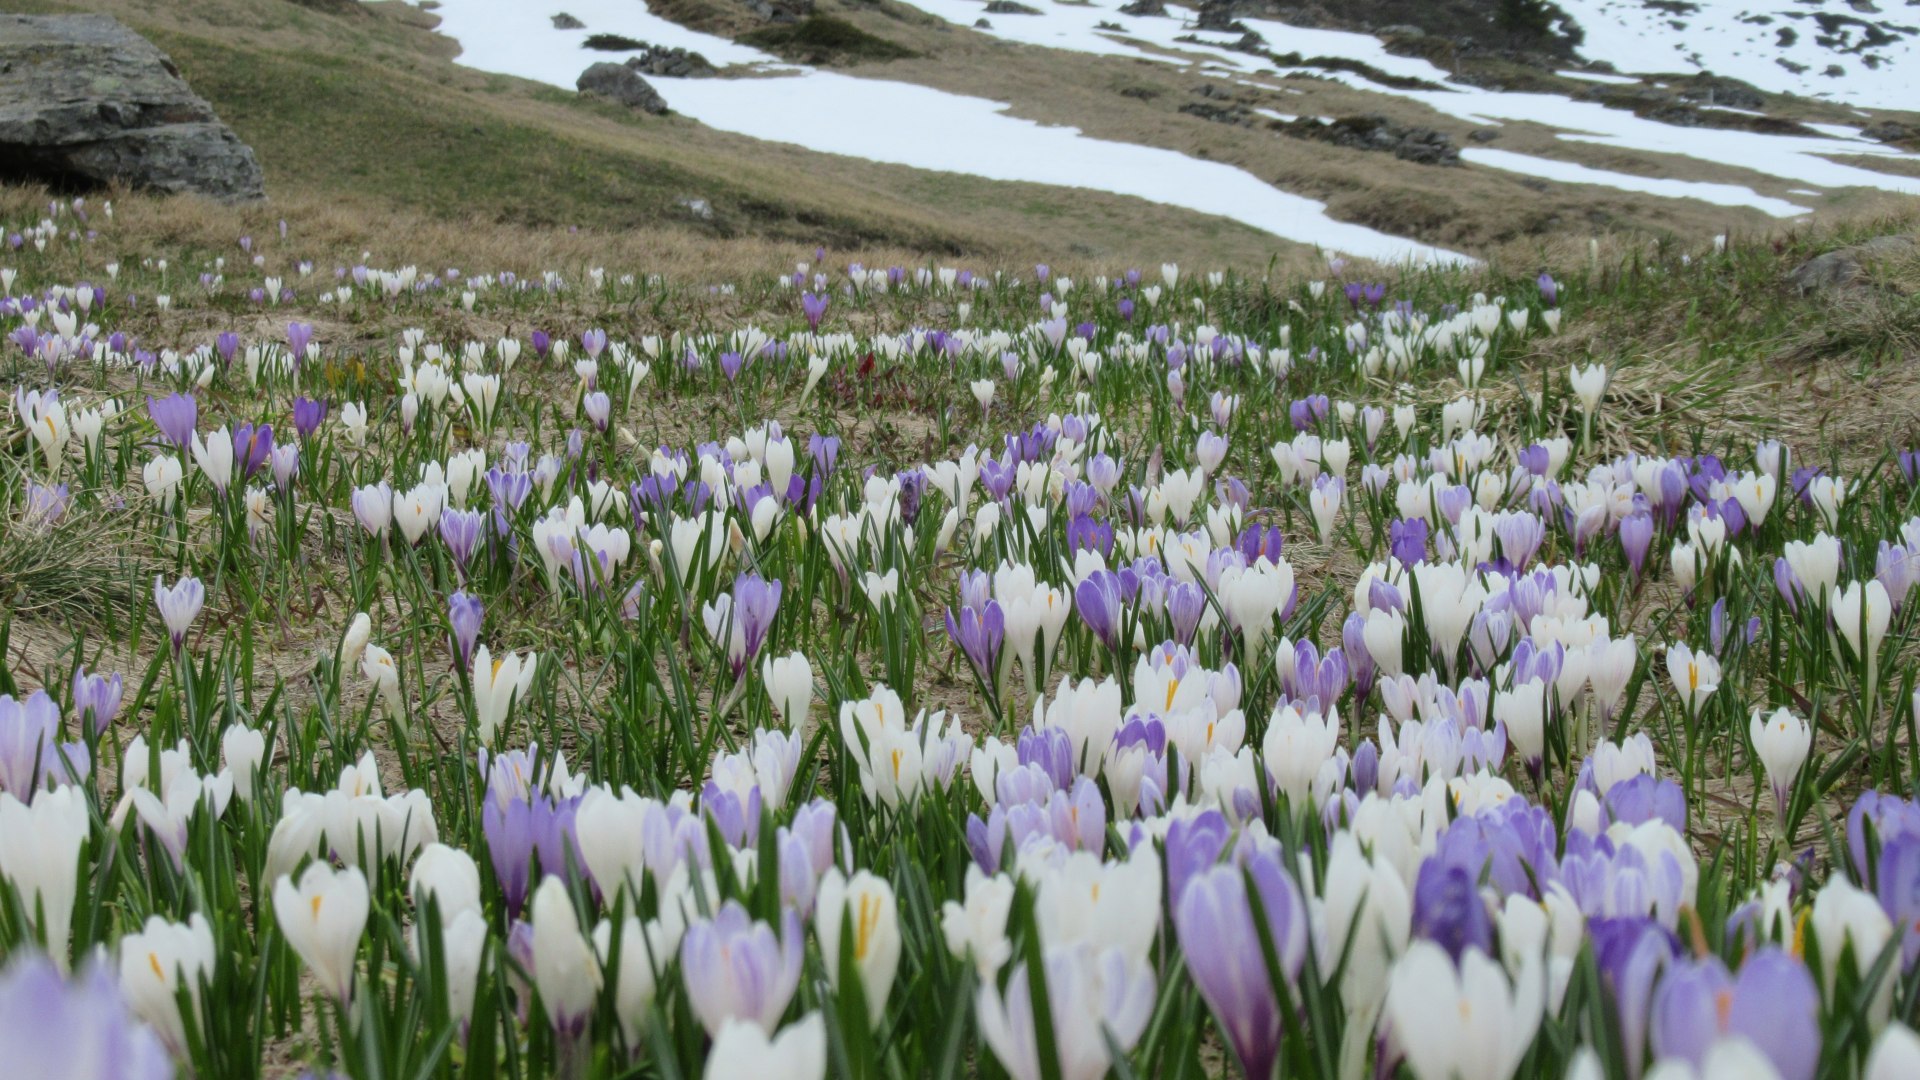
[7,0,1920,265]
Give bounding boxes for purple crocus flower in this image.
[286,321,313,362]
[680,902,804,1035]
[24,482,67,528]
[1388,517,1428,567]
[1167,580,1206,646]
[0,954,171,1079]
[1650,949,1818,1080]
[1600,774,1687,833]
[1016,727,1075,792]
[440,508,484,576]
[945,599,1005,684]
[1590,916,1676,1079]
[1236,524,1285,565]
[719,351,744,382]
[1849,791,1920,887]
[449,591,484,672]
[0,690,67,798]
[800,291,828,330]
[1163,809,1231,906]
[1537,272,1559,306]
[71,666,124,736]
[481,770,582,918]
[807,434,840,479]
[292,396,327,440]
[580,328,607,359]
[1411,862,1493,961]
[214,331,240,366]
[231,422,273,480]
[146,393,197,450]
[1874,833,1920,968]
[1898,449,1919,488]
[732,573,783,671]
[1619,511,1655,578]
[1172,851,1306,1080]
[1074,571,1124,651]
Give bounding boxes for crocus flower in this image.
[680,902,803,1036]
[1386,941,1543,1080]
[153,574,204,652]
[117,912,215,1056]
[815,869,902,1026]
[1173,851,1306,1079]
[291,396,326,440]
[1074,570,1124,651]
[0,953,171,1078]
[439,508,484,575]
[976,942,1155,1080]
[705,1013,827,1080]
[286,322,313,364]
[530,875,600,1036]
[762,650,814,735]
[1650,949,1817,1080]
[946,598,1005,685]
[0,786,91,966]
[146,393,196,450]
[1412,862,1495,961]
[800,291,828,330]
[71,667,124,736]
[1749,707,1810,828]
[449,591,484,671]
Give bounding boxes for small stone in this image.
[551,12,584,29]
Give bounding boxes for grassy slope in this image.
[7,0,1295,265]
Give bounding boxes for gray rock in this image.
[576,62,668,114]
[1117,0,1166,14]
[0,14,264,202]
[552,12,585,29]
[1788,235,1917,294]
[625,45,718,78]
[1276,114,1460,166]
[984,1,1041,14]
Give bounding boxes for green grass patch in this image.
[583,32,648,51]
[739,15,917,65]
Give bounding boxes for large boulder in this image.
[0,14,265,202]
[577,62,669,114]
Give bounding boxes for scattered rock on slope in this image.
[1276,114,1460,165]
[1788,235,1918,295]
[551,12,585,29]
[576,62,669,114]
[985,1,1043,13]
[0,14,265,201]
[626,45,718,78]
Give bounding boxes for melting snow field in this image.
[1459,149,1812,217]
[1554,0,1920,111]
[900,0,1920,203]
[413,0,1469,263]
[411,0,1920,259]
